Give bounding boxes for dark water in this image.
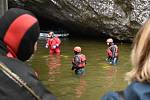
[29,38,132,100]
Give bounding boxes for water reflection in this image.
[74,77,87,99]
[30,39,131,100]
[48,54,61,82]
[103,65,117,88]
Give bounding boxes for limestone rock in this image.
[8,0,150,41]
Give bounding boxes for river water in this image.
[28,37,132,100]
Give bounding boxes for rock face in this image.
[8,0,150,41]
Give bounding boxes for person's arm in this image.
[111,46,116,58]
[56,38,61,47]
[45,40,49,48]
[73,55,80,67]
[106,48,112,61]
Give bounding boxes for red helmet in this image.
[106,38,113,43]
[74,46,81,52]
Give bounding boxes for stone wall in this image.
[0,0,8,17]
[8,0,150,41]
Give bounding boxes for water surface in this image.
[29,38,132,100]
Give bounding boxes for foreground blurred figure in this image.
[102,18,150,100]
[0,8,56,100]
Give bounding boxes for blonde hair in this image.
[126,18,150,83]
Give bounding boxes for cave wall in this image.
[8,0,150,41]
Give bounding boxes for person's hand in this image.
[45,45,48,48]
[56,44,59,47]
[71,66,74,70]
[106,58,108,61]
[52,45,56,49]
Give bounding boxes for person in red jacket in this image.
[45,31,61,54]
[72,46,86,75]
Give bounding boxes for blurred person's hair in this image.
[126,18,150,83]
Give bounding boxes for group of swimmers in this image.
[45,31,119,75]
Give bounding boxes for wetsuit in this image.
[106,44,118,65]
[46,36,61,54]
[110,44,118,65]
[72,54,86,75]
[0,8,56,100]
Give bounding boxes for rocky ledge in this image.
[8,0,150,41]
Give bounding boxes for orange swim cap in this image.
[74,46,81,52]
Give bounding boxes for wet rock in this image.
[8,0,150,41]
